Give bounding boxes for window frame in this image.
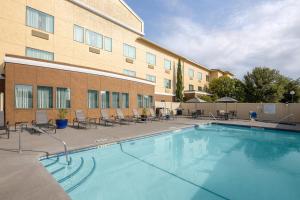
[123,43,136,59]
[88,90,99,109]
[104,36,112,52]
[15,84,33,109]
[100,91,110,109]
[164,59,172,71]
[85,29,103,49]
[146,74,156,83]
[198,72,203,81]
[188,68,194,79]
[164,79,171,89]
[26,47,54,61]
[37,86,53,109]
[26,6,54,33]
[73,24,84,43]
[146,52,156,66]
[56,87,71,109]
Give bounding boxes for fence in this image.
[155,101,300,123]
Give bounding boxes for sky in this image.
[125,0,300,79]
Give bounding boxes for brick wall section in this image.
[5,63,154,124]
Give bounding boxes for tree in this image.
[243,67,286,103]
[281,78,300,103]
[175,59,184,102]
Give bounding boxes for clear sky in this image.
[125,0,300,79]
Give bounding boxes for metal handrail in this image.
[278,114,294,123]
[209,112,217,120]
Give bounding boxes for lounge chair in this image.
[32,110,56,133]
[0,111,9,139]
[159,109,167,120]
[73,110,97,129]
[100,109,115,126]
[132,108,146,123]
[149,108,159,121]
[116,109,132,124]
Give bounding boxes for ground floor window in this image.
[15,85,33,109]
[137,95,143,108]
[121,93,129,108]
[189,84,194,91]
[100,91,110,109]
[37,86,53,109]
[88,90,98,109]
[112,92,120,108]
[56,88,70,109]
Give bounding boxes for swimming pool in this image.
[41,124,300,200]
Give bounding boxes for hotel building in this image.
[0,0,232,123]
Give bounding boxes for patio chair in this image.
[73,110,97,129]
[116,109,132,125]
[229,110,237,119]
[149,108,159,121]
[217,110,226,120]
[0,111,9,139]
[32,110,56,133]
[132,108,145,123]
[159,109,168,120]
[100,109,115,126]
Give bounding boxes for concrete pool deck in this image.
[0,118,299,200]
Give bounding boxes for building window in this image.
[73,25,84,43]
[121,93,129,108]
[86,29,102,48]
[104,36,112,52]
[112,92,120,108]
[56,88,70,109]
[26,7,54,33]
[144,96,152,108]
[189,84,194,91]
[100,91,110,109]
[123,69,136,77]
[149,96,153,107]
[198,72,203,81]
[146,53,156,65]
[164,79,171,89]
[188,69,194,79]
[123,44,136,59]
[26,47,54,61]
[37,86,53,109]
[15,85,33,109]
[164,59,172,70]
[198,86,203,91]
[137,95,143,108]
[88,90,98,109]
[206,75,210,82]
[146,74,156,83]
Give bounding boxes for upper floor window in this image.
[206,75,210,82]
[189,84,194,91]
[15,85,33,109]
[146,74,156,83]
[123,44,136,59]
[56,88,71,109]
[26,47,54,61]
[164,79,171,89]
[123,69,136,77]
[37,86,53,109]
[164,59,172,70]
[146,53,156,66]
[88,90,99,109]
[104,36,112,52]
[86,29,102,48]
[26,7,54,33]
[73,25,84,43]
[198,72,203,81]
[188,69,194,79]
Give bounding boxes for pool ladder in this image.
[209,112,217,120]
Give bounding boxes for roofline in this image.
[137,37,210,71]
[68,0,144,36]
[211,69,234,76]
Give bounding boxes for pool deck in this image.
[0,118,299,200]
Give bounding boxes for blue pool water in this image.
[41,124,300,200]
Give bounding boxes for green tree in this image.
[281,78,300,103]
[175,59,184,102]
[244,67,286,103]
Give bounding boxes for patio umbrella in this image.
[216,97,238,112]
[185,97,207,103]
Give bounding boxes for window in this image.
[146,53,156,65]
[121,93,129,108]
[112,92,120,108]
[189,84,194,91]
[149,96,153,107]
[164,59,172,70]
[198,86,203,91]
[146,74,156,83]
[123,44,136,59]
[37,86,53,109]
[88,90,98,109]
[15,85,33,109]
[188,69,194,79]
[137,95,143,108]
[26,7,54,33]
[100,91,110,109]
[26,47,54,61]
[198,72,203,81]
[123,69,136,77]
[56,88,70,109]
[164,79,171,89]
[206,75,210,82]
[144,96,151,108]
[73,25,84,43]
[104,36,112,52]
[86,29,102,48]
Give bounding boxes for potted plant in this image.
[141,108,147,121]
[56,109,68,129]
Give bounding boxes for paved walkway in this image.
[0,118,299,200]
